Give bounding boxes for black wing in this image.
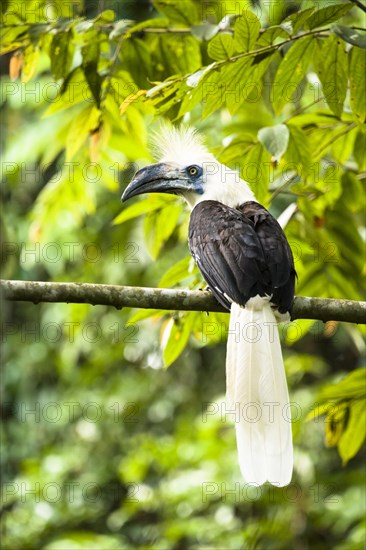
[188,200,296,313]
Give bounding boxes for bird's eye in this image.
[187,165,199,177]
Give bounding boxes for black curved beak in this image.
[121,162,188,202]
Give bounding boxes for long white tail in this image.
[226,298,293,487]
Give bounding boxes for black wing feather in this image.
[188,200,295,313]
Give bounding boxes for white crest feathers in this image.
[152,124,215,166]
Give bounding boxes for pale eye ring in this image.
[188,165,199,176]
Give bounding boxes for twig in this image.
[283,96,326,124]
[270,175,299,202]
[315,122,357,158]
[1,280,365,324]
[350,0,366,14]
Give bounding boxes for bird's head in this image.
[121,126,255,208]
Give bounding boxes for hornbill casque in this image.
[122,126,296,487]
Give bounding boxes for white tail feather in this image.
[226,300,293,487]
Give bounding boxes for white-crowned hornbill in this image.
[122,126,296,486]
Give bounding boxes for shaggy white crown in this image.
[152,125,215,166]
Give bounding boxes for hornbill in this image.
[122,126,296,486]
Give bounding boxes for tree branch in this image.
[1,280,365,324]
[145,28,331,99]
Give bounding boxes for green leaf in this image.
[350,46,366,122]
[234,11,261,52]
[327,209,365,277]
[207,33,235,60]
[341,171,364,213]
[251,50,275,74]
[221,57,253,114]
[154,87,185,115]
[282,7,315,34]
[289,111,340,127]
[113,195,176,225]
[121,38,152,88]
[159,256,196,288]
[324,401,347,447]
[331,124,357,164]
[354,129,366,171]
[285,124,311,174]
[159,34,201,75]
[201,70,223,118]
[65,106,100,161]
[50,29,75,80]
[0,12,30,54]
[219,135,255,165]
[226,53,273,113]
[338,399,366,465]
[21,44,39,82]
[82,41,101,107]
[332,24,366,50]
[315,34,348,118]
[328,264,361,301]
[94,9,115,23]
[144,203,182,258]
[241,142,271,203]
[257,124,289,163]
[110,69,147,104]
[317,369,366,402]
[256,26,289,47]
[153,0,198,25]
[315,170,343,210]
[128,309,163,324]
[162,313,198,367]
[285,319,316,345]
[305,3,354,30]
[43,67,93,117]
[178,69,216,118]
[31,164,96,235]
[272,36,316,114]
[306,401,337,423]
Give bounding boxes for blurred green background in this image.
[1,0,365,548]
